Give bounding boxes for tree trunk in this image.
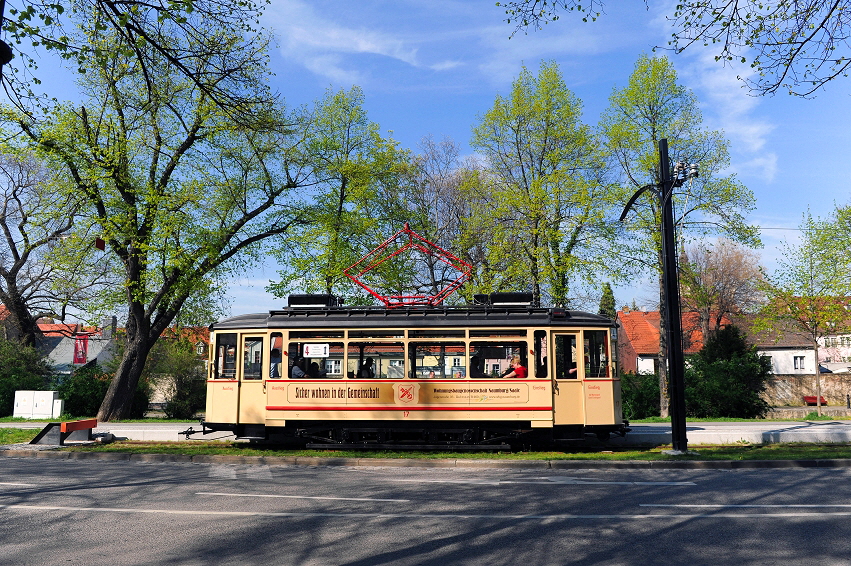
[98,332,152,421]
[0,278,41,346]
[98,303,154,421]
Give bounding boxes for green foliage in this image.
[619,371,660,420]
[55,364,110,418]
[268,86,410,303]
[598,282,616,320]
[469,61,620,306]
[147,338,206,420]
[1,5,302,420]
[56,364,151,418]
[684,325,772,419]
[0,339,52,417]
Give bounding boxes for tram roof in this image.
[210,306,616,331]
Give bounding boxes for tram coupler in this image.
[178,420,213,440]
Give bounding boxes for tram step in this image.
[305,443,512,451]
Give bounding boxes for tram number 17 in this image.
[403,411,410,418]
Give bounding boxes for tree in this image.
[679,239,763,341]
[601,54,759,416]
[3,11,310,421]
[497,1,851,96]
[2,1,273,114]
[598,282,616,320]
[756,212,850,415]
[684,325,771,418]
[268,86,409,304]
[391,136,480,303]
[0,152,115,346]
[470,61,620,307]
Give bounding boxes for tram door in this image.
[238,336,266,424]
[208,332,239,424]
[552,332,584,425]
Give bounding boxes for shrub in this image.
[620,371,660,420]
[56,363,151,418]
[0,338,52,416]
[685,325,772,419]
[56,364,110,417]
[148,338,206,419]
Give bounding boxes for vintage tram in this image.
[201,293,628,448]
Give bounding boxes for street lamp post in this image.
[620,138,696,454]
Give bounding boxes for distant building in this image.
[616,309,730,374]
[37,317,119,375]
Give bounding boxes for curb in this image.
[4,448,851,469]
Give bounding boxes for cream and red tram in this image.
[203,293,628,448]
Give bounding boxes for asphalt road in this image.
[2,457,851,565]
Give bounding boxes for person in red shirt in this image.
[502,356,528,378]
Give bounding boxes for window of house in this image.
[794,356,805,370]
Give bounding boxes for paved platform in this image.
[5,420,851,445]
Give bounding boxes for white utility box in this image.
[13,391,63,419]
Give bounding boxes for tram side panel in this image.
[265,378,554,424]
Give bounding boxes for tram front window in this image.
[214,333,237,379]
[411,342,466,379]
[347,342,405,378]
[470,342,526,378]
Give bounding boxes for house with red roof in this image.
[616,309,731,374]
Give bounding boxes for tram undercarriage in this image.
[198,420,629,450]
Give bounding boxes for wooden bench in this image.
[803,396,828,406]
[30,419,97,445]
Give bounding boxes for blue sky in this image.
[27,0,851,315]
[220,0,849,314]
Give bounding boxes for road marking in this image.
[4,505,851,519]
[196,492,410,503]
[642,504,851,508]
[0,482,35,487]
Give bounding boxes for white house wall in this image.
[758,348,814,375]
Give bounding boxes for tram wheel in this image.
[596,431,611,442]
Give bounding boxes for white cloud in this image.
[430,60,464,71]
[266,0,421,84]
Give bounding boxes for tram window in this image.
[270,333,283,378]
[214,333,237,379]
[290,331,344,339]
[410,342,466,379]
[585,330,610,378]
[469,329,527,338]
[534,330,547,378]
[470,341,526,378]
[348,330,404,339]
[347,342,405,378]
[554,335,579,379]
[288,342,344,379]
[408,329,465,338]
[243,337,264,380]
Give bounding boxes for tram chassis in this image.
[197,420,630,449]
